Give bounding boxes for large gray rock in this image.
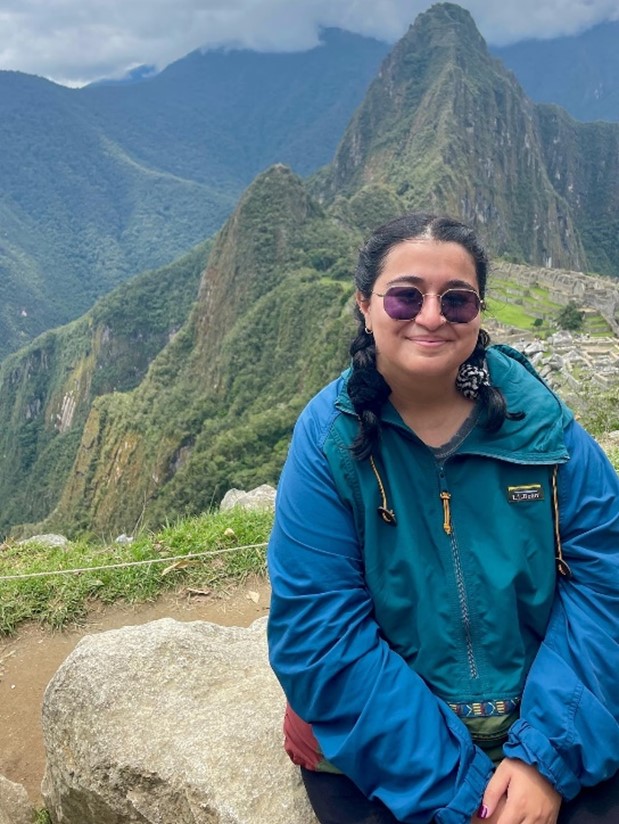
[17,533,69,549]
[0,774,34,824]
[42,618,315,824]
[220,485,276,512]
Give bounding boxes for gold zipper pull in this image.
[440,491,452,535]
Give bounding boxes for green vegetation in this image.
[3,160,619,541]
[486,277,613,336]
[556,302,585,331]
[0,508,272,635]
[0,74,234,361]
[5,166,357,538]
[486,298,541,330]
[0,30,388,359]
[579,388,619,439]
[0,242,210,538]
[3,4,619,541]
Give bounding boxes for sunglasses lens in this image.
[379,287,482,323]
[440,290,481,323]
[382,287,424,320]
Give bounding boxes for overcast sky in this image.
[1,0,618,87]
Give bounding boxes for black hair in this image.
[348,212,523,460]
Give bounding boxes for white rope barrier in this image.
[0,542,268,582]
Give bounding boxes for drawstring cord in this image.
[369,456,569,580]
[369,455,397,525]
[552,465,572,578]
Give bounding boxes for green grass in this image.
[603,446,619,471]
[485,297,541,329]
[486,277,613,336]
[0,508,273,635]
[485,278,563,331]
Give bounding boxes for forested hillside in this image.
[2,3,619,537]
[0,29,387,359]
[30,166,357,535]
[0,242,209,534]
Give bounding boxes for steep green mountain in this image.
[0,71,232,361]
[0,242,209,535]
[492,22,619,124]
[3,15,618,362]
[0,30,387,360]
[317,3,619,276]
[2,3,619,537]
[29,166,357,535]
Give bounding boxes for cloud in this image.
[466,0,619,45]
[0,0,617,86]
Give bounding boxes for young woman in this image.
[267,213,619,823]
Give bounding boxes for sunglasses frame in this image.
[372,285,485,324]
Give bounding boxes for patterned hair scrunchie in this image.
[456,361,491,400]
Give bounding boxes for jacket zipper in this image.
[438,465,479,680]
[440,491,452,534]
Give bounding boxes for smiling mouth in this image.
[408,337,450,345]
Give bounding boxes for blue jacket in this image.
[267,346,619,823]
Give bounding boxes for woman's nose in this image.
[415,293,446,328]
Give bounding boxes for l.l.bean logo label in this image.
[506,483,544,503]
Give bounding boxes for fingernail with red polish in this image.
[477,805,489,819]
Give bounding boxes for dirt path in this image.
[0,577,271,807]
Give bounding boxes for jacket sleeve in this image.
[504,420,619,799]
[267,404,494,824]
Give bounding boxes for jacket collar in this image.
[335,344,571,465]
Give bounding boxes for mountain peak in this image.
[394,2,488,68]
[322,2,497,201]
[320,2,590,270]
[408,2,486,43]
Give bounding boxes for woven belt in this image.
[447,697,521,718]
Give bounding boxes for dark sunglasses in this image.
[373,286,484,324]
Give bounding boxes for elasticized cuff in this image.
[503,719,581,800]
[434,747,494,824]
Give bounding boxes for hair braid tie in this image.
[455,362,491,400]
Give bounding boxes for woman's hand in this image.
[471,758,562,823]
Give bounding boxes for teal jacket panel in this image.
[324,346,571,706]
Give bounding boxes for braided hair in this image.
[348,212,522,460]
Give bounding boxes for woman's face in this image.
[357,238,482,389]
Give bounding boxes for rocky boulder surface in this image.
[42,617,315,824]
[219,484,276,512]
[0,774,34,824]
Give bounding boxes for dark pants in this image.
[301,767,619,824]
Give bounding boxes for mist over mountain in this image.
[1,3,619,537]
[492,21,619,124]
[2,15,618,363]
